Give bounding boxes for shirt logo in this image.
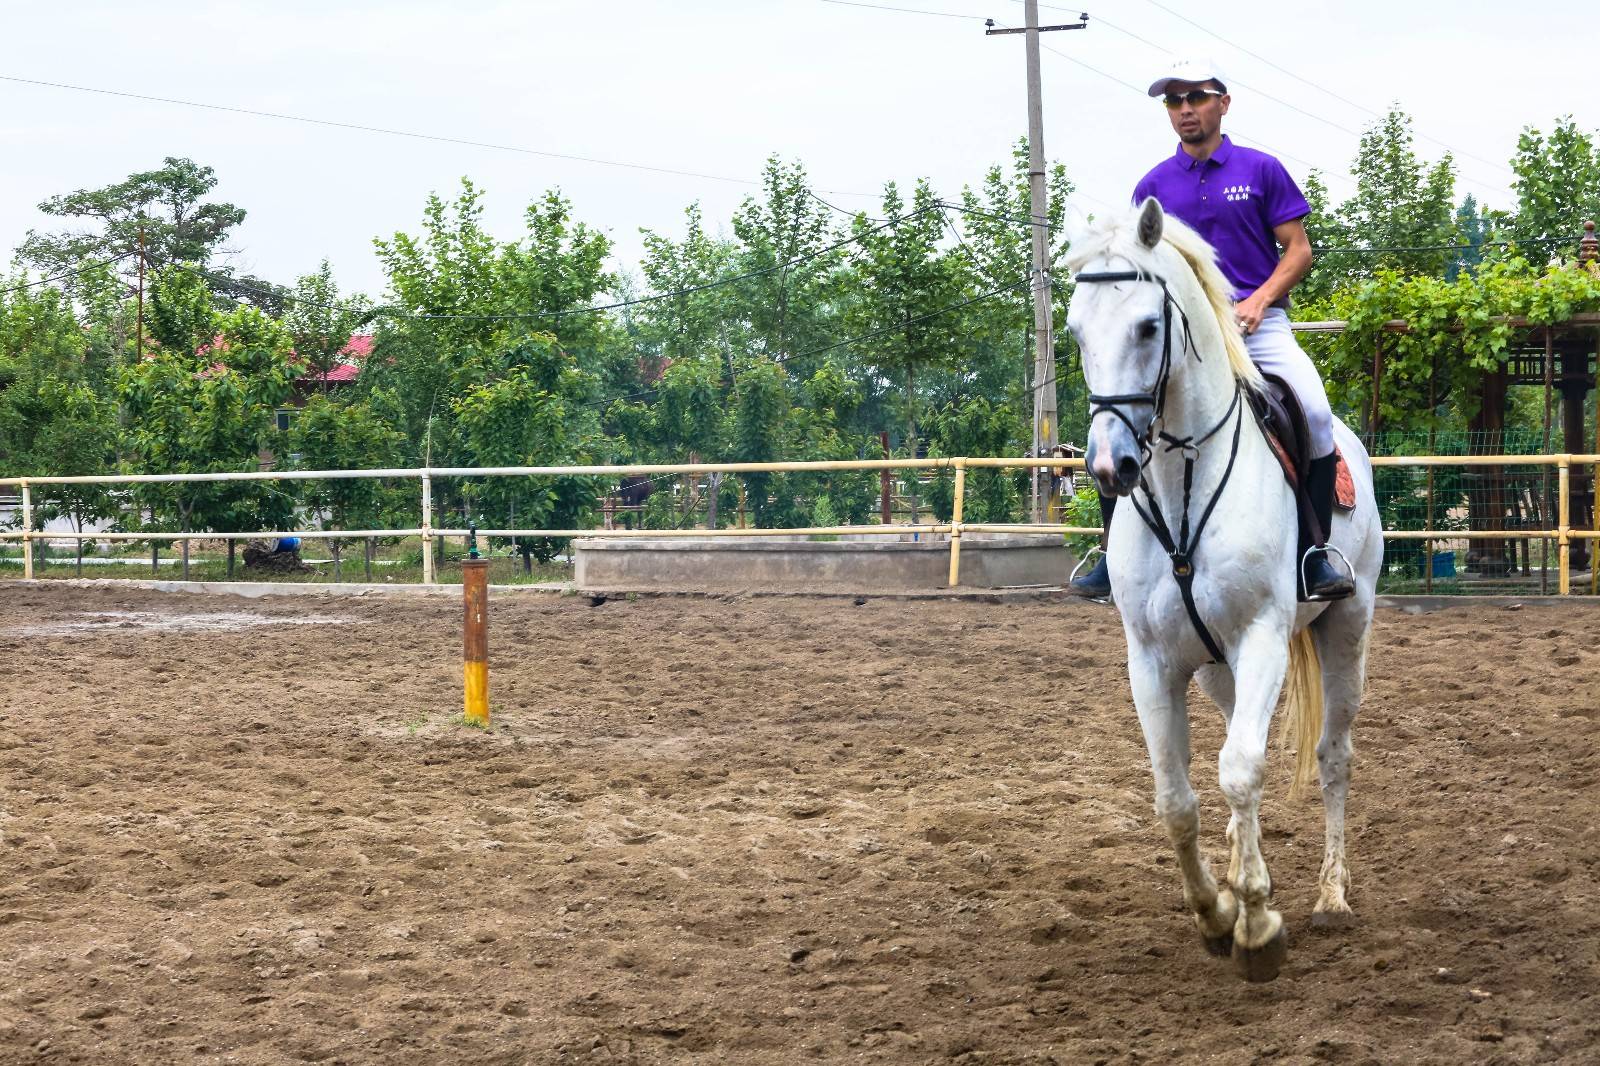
[1224,183,1253,202]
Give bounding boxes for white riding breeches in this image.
[1245,307,1335,459]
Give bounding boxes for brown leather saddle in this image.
[1249,374,1357,518]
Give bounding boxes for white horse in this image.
[1063,199,1383,982]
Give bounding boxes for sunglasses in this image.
[1162,88,1225,110]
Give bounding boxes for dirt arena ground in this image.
[3,584,1599,1065]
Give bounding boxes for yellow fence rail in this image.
[4,453,1599,593]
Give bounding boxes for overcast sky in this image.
[3,0,1596,301]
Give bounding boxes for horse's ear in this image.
[1136,197,1164,249]
[1061,202,1090,248]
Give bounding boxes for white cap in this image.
[1147,57,1228,98]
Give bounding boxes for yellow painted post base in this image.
[464,660,489,726]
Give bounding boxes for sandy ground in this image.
[2,585,1598,1065]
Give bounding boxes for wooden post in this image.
[20,481,32,580]
[1371,336,1383,438]
[462,552,490,726]
[1425,364,1435,592]
[135,224,145,364]
[1543,327,1553,594]
[420,473,435,585]
[947,459,967,587]
[1594,322,1600,596]
[1559,456,1571,595]
[880,431,892,525]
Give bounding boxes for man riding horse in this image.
[1071,57,1354,603]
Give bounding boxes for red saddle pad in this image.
[1334,450,1356,511]
[1264,433,1357,512]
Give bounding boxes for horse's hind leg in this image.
[1130,655,1237,954]
[1310,599,1372,929]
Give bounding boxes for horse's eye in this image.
[1136,318,1160,342]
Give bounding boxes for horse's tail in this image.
[1282,629,1324,801]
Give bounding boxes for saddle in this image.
[1248,374,1356,514]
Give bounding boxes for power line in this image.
[1005,24,1359,195]
[815,0,983,18]
[1045,4,1513,202]
[0,72,877,199]
[0,251,139,298]
[1103,0,1519,181]
[774,276,1032,368]
[1313,236,1568,254]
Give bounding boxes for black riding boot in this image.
[1301,453,1355,602]
[1069,493,1115,599]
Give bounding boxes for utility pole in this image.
[135,223,146,362]
[987,6,1087,522]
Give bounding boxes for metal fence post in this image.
[462,540,490,727]
[421,472,435,585]
[20,481,33,580]
[947,459,967,587]
[1559,455,1571,595]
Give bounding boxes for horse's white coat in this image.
[1065,201,1383,975]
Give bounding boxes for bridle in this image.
[1073,267,1247,664]
[1077,269,1194,451]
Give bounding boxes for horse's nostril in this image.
[1117,455,1141,483]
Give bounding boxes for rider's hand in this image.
[1234,292,1270,336]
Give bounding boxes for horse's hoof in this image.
[1232,926,1289,983]
[1311,906,1356,931]
[1201,931,1233,957]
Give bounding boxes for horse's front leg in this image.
[1128,651,1237,955]
[1218,624,1291,981]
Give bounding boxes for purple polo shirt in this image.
[1132,136,1310,302]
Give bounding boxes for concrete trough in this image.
[573,533,1079,592]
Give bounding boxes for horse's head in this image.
[1065,198,1178,496]
[1064,198,1256,497]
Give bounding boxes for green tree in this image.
[633,203,741,370]
[923,397,1026,523]
[283,261,373,389]
[370,179,615,456]
[1506,117,1600,249]
[946,140,1075,444]
[842,179,968,518]
[27,379,120,574]
[0,280,92,466]
[18,158,257,300]
[451,335,603,567]
[1298,170,1351,302]
[0,279,122,572]
[286,390,408,579]
[730,157,842,363]
[1337,108,1458,278]
[119,303,298,577]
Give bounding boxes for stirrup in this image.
[1068,545,1104,585]
[1300,543,1356,601]
[1068,546,1112,602]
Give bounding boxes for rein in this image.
[1075,268,1246,664]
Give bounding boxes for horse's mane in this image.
[1066,208,1262,391]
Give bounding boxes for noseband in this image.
[1073,267,1247,664]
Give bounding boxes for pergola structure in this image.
[1293,222,1600,577]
